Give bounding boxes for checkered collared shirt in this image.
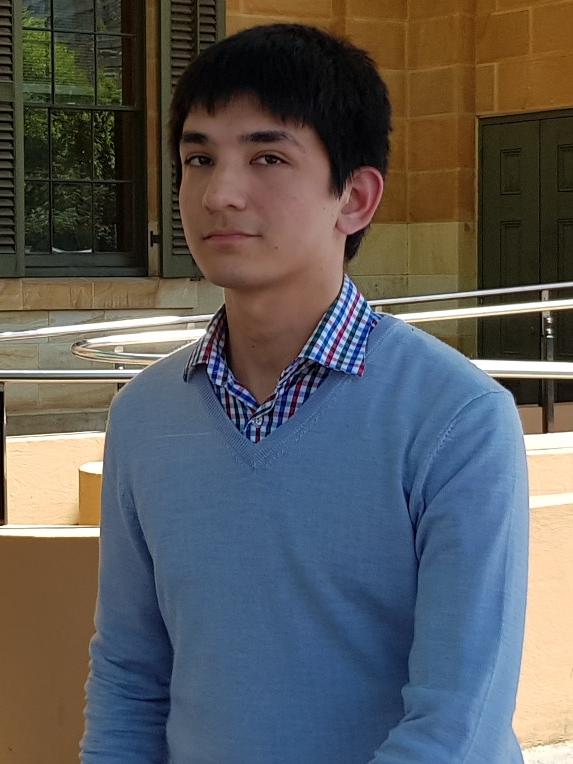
[183,275,379,444]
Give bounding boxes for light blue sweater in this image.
[81,315,529,763]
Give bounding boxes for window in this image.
[0,0,225,279]
[21,0,146,275]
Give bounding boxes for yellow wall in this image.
[476,0,573,116]
[0,529,99,764]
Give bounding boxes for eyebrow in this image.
[179,129,305,151]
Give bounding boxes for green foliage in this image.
[23,8,93,104]
[22,7,122,253]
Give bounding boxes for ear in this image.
[335,167,384,236]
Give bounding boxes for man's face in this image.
[178,96,348,293]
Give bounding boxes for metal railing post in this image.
[1,382,6,526]
[541,289,556,433]
[114,344,125,394]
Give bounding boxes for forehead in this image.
[180,95,319,150]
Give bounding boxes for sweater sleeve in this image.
[369,390,529,763]
[80,406,173,762]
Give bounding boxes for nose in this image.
[202,163,248,213]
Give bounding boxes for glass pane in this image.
[96,0,133,33]
[94,183,132,252]
[53,183,92,252]
[97,35,134,105]
[23,29,52,103]
[54,32,94,105]
[52,110,92,179]
[25,181,50,253]
[22,0,50,29]
[93,111,134,180]
[53,0,94,32]
[24,108,49,178]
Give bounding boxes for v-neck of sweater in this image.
[193,316,394,469]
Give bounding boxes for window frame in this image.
[21,0,148,278]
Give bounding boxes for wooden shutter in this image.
[0,0,23,277]
[160,0,225,278]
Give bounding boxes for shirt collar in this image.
[183,274,378,382]
[297,274,377,376]
[183,303,228,383]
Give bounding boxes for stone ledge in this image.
[0,277,202,311]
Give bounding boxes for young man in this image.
[81,24,529,763]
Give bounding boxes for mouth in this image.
[204,231,258,240]
[203,231,260,247]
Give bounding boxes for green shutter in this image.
[160,0,226,278]
[0,0,23,277]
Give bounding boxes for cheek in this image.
[279,195,339,240]
[179,186,202,228]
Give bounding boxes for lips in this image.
[204,230,257,239]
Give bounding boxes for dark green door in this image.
[479,113,573,404]
[540,116,573,402]
[479,120,540,404]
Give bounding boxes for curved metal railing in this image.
[70,297,573,366]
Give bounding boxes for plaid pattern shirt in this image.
[183,275,380,444]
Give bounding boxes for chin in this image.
[192,252,269,292]
[198,265,267,292]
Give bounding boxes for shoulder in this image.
[368,314,506,402]
[107,341,199,425]
[361,315,519,448]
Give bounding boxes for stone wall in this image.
[0,279,223,434]
[476,0,573,115]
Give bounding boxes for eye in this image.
[183,154,212,167]
[252,154,285,166]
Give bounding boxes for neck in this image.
[224,272,344,404]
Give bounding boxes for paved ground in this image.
[524,742,573,763]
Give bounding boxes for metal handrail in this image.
[395,297,573,322]
[1,279,573,343]
[472,360,573,380]
[72,329,205,365]
[0,370,137,382]
[1,361,573,384]
[70,297,573,367]
[369,279,573,307]
[0,313,214,342]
